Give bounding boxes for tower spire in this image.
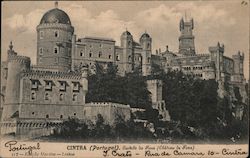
[55,1,58,8]
[9,41,13,51]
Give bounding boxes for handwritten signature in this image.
[4,140,40,154]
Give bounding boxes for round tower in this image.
[36,2,74,72]
[140,32,152,76]
[120,30,133,74]
[3,42,31,120]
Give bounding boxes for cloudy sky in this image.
[1,1,249,78]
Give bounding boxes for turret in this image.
[36,2,74,72]
[120,30,133,74]
[140,32,152,76]
[209,42,224,81]
[178,17,195,55]
[2,42,31,120]
[231,51,244,83]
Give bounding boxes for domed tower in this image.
[36,2,74,72]
[120,30,134,74]
[140,32,152,76]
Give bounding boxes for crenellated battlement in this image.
[22,70,83,80]
[85,102,130,108]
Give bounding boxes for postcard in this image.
[0,0,249,157]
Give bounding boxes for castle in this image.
[0,2,247,138]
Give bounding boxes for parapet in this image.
[85,102,130,109]
[22,70,82,80]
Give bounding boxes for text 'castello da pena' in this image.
[0,2,247,139]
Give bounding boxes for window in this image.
[54,47,58,54]
[31,80,39,90]
[31,92,36,100]
[148,57,151,63]
[72,82,80,92]
[89,53,92,57]
[128,55,131,62]
[72,94,77,101]
[39,48,43,55]
[46,114,49,118]
[147,43,150,49]
[60,115,63,119]
[128,41,131,47]
[74,113,76,116]
[32,112,35,115]
[45,93,49,100]
[100,44,102,47]
[59,81,67,91]
[55,31,59,37]
[116,55,120,61]
[99,51,102,58]
[45,80,52,91]
[40,31,44,39]
[109,55,112,59]
[59,94,64,101]
[80,50,84,57]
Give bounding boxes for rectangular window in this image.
[31,80,39,90]
[45,80,53,91]
[59,81,67,92]
[72,82,80,92]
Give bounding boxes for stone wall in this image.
[84,102,131,124]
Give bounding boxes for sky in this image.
[1,1,249,79]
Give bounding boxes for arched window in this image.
[60,115,63,119]
[80,50,84,57]
[46,114,49,118]
[59,94,64,101]
[39,48,43,55]
[89,53,92,57]
[55,31,59,37]
[45,93,49,100]
[99,51,102,58]
[40,31,44,39]
[54,47,58,54]
[116,55,120,61]
[72,94,77,101]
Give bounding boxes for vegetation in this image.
[51,63,248,143]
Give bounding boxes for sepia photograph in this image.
[0,0,249,157]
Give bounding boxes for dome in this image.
[40,8,71,25]
[140,32,150,39]
[121,30,131,36]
